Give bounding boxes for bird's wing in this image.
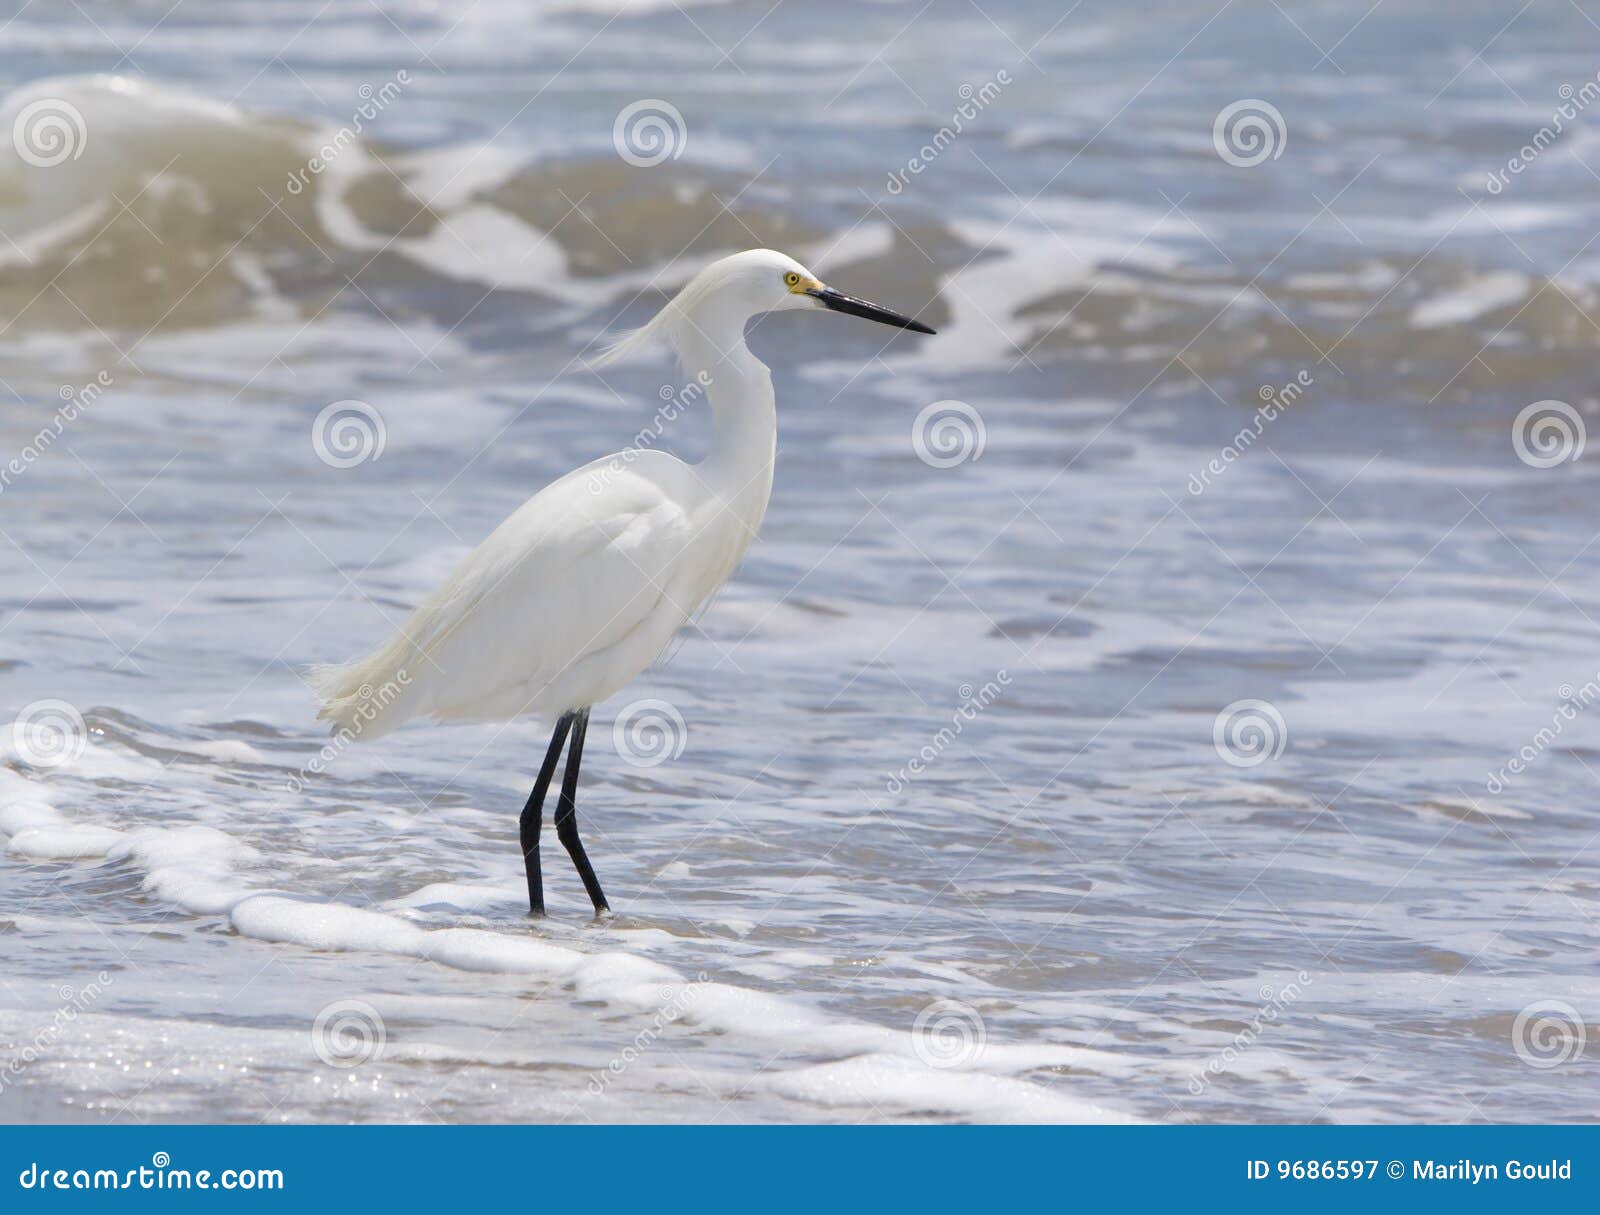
[317,457,699,730]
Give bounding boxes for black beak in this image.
[809,286,936,335]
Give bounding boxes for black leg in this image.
[554,708,609,915]
[520,713,573,915]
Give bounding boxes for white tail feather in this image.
[308,642,420,740]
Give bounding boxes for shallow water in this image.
[1,0,1598,1123]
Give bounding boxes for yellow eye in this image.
[784,271,801,288]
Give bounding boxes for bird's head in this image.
[597,248,934,368]
[705,248,937,334]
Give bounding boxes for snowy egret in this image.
[311,248,934,915]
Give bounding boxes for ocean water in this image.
[1,0,1598,1124]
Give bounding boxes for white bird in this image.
[311,248,935,915]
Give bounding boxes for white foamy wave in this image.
[930,199,1187,368]
[0,771,264,915]
[1,755,1135,1123]
[109,827,260,915]
[0,75,603,329]
[1409,271,1531,329]
[6,822,125,859]
[225,889,1138,1120]
[0,75,298,232]
[760,1053,1131,1123]
[394,203,572,294]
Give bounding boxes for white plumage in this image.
[311,452,711,734]
[308,247,934,914]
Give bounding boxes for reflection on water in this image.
[1,0,1597,1124]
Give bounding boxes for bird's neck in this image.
[676,310,777,515]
